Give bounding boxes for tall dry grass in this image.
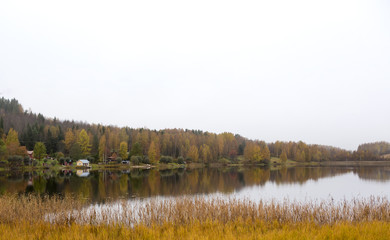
[0,194,389,226]
[1,194,390,239]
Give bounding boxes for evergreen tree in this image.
[0,139,6,160]
[70,142,82,160]
[98,135,107,161]
[0,117,3,136]
[130,142,142,157]
[91,134,99,158]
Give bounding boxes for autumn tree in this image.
[295,150,306,162]
[244,142,262,162]
[259,141,270,161]
[33,142,46,160]
[119,141,128,160]
[78,129,91,157]
[148,141,158,164]
[200,144,212,163]
[280,150,287,164]
[187,145,199,162]
[6,128,20,155]
[64,129,75,154]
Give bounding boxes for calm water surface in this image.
[1,166,390,203]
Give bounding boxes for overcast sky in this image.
[1,0,389,150]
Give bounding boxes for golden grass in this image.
[0,194,390,239]
[1,221,390,240]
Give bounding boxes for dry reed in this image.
[0,194,389,227]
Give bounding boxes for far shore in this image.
[2,158,390,172]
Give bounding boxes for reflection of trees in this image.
[0,166,390,203]
[353,167,390,182]
[45,177,58,195]
[78,179,92,200]
[243,168,270,187]
[7,171,23,182]
[33,176,46,194]
[119,174,128,195]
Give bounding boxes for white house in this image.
[76,159,90,168]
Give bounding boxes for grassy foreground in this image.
[0,194,390,239]
[1,221,390,240]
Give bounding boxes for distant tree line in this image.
[0,97,388,164]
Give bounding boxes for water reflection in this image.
[76,169,90,178]
[0,166,389,202]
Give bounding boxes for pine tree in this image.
[130,142,142,157]
[98,135,106,162]
[0,117,3,136]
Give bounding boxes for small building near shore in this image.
[27,151,34,159]
[76,159,90,168]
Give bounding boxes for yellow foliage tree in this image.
[280,150,287,164]
[78,129,91,157]
[244,142,262,162]
[187,145,199,162]
[6,128,20,155]
[119,141,128,160]
[64,129,75,153]
[148,141,158,164]
[200,144,212,163]
[259,141,270,161]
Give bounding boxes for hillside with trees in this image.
[0,97,387,165]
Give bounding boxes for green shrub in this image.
[177,156,185,164]
[142,156,150,164]
[23,156,31,166]
[159,156,173,164]
[8,155,23,168]
[218,158,231,165]
[130,156,140,165]
[87,156,95,163]
[261,158,270,165]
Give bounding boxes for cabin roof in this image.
[78,159,89,163]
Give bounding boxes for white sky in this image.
[1,0,389,150]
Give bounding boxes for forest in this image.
[0,97,389,165]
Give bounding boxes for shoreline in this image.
[2,159,390,172]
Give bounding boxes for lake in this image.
[1,166,390,203]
